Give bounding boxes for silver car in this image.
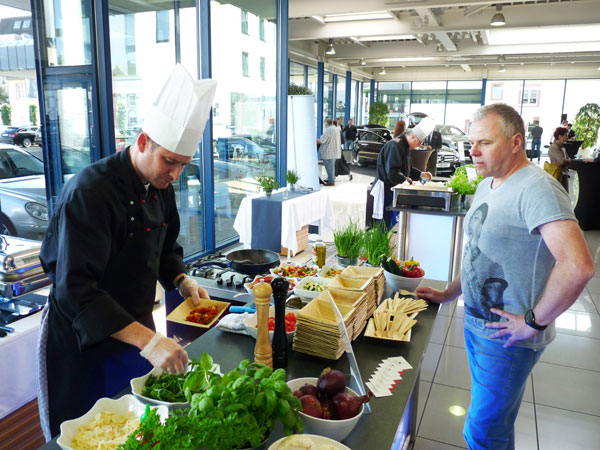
[0,144,48,240]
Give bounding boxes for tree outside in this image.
[0,86,8,105]
[1,104,12,126]
[29,104,38,125]
[368,101,389,127]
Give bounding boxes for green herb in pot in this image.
[333,219,364,259]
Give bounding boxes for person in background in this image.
[343,118,357,151]
[530,120,543,163]
[36,65,217,439]
[567,123,576,140]
[548,127,572,192]
[561,119,568,128]
[371,117,434,228]
[317,118,341,186]
[393,120,406,138]
[336,118,345,151]
[417,103,594,450]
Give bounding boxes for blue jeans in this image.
[323,158,335,184]
[530,139,541,161]
[463,327,544,450]
[345,138,353,150]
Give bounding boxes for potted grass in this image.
[286,170,300,191]
[333,219,364,267]
[447,165,483,209]
[257,176,279,197]
[362,222,394,267]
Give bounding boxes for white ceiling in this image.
[288,0,600,80]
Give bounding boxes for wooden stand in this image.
[253,282,273,367]
[280,225,309,255]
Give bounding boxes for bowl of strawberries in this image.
[381,257,425,292]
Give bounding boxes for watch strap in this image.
[525,309,547,331]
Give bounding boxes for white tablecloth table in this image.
[233,189,333,255]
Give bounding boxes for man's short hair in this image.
[472,104,525,141]
[326,118,333,126]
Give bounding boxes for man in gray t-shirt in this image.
[418,104,594,450]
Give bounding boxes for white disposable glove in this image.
[140,332,188,374]
[178,275,211,306]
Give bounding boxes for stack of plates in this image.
[341,266,385,305]
[292,298,356,360]
[313,287,368,340]
[327,274,377,318]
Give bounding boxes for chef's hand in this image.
[416,286,447,304]
[485,308,538,348]
[178,275,211,306]
[420,172,432,181]
[143,334,188,374]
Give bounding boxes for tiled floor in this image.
[318,162,600,450]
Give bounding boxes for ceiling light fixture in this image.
[325,39,336,56]
[498,65,507,73]
[360,58,367,66]
[379,67,386,75]
[490,5,506,27]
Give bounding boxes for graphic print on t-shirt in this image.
[463,202,507,322]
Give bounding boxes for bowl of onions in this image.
[287,368,372,442]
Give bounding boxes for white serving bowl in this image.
[57,394,168,450]
[130,363,221,408]
[317,265,344,279]
[244,275,297,294]
[383,269,424,292]
[243,305,296,341]
[268,434,351,450]
[286,377,363,442]
[271,264,319,278]
[293,276,330,299]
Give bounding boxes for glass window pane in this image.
[323,72,334,122]
[378,82,410,127]
[289,61,304,87]
[42,0,92,66]
[445,80,482,131]
[564,79,600,146]
[212,1,277,245]
[259,18,265,41]
[350,79,358,122]
[520,80,565,149]
[410,81,446,124]
[155,10,170,43]
[484,80,524,112]
[336,76,345,122]
[241,10,248,35]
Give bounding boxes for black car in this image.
[352,125,460,176]
[0,125,39,148]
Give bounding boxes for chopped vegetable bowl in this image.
[243,305,297,341]
[244,274,297,294]
[271,264,319,278]
[293,276,331,299]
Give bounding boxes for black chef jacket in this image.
[40,148,187,436]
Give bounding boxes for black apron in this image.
[40,188,169,438]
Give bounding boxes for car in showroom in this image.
[435,124,472,162]
[0,144,48,240]
[351,125,460,176]
[0,125,40,148]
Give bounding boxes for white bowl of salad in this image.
[271,264,319,278]
[293,276,330,299]
[317,265,344,278]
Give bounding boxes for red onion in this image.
[316,368,346,399]
[332,391,373,420]
[298,383,318,397]
[300,394,323,418]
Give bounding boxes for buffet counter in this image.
[569,160,600,230]
[40,280,443,450]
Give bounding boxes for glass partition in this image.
[350,79,358,122]
[520,80,566,149]
[211,0,277,245]
[323,71,334,121]
[410,81,446,124]
[289,61,304,87]
[378,81,410,128]
[336,75,345,122]
[484,80,524,112]
[564,79,600,147]
[445,80,482,132]
[42,0,92,66]
[307,66,318,94]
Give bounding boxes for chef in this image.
[36,64,217,439]
[371,117,435,228]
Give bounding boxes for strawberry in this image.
[401,264,424,278]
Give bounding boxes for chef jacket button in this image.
[130,217,135,222]
[129,233,134,238]
[146,227,151,232]
[129,200,134,205]
[162,222,166,227]
[141,199,145,204]
[153,195,158,200]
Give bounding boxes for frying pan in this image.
[193,249,280,276]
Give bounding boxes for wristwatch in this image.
[524,309,547,331]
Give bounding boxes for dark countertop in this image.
[39,280,444,450]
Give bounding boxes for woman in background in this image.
[548,127,571,192]
[393,120,406,138]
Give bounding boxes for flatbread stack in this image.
[292,297,357,360]
[313,287,368,339]
[327,274,377,318]
[364,293,429,341]
[341,266,385,305]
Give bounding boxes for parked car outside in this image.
[435,124,472,162]
[1,125,40,148]
[351,126,460,175]
[34,125,43,146]
[0,144,48,240]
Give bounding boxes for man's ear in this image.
[512,133,524,153]
[136,132,149,153]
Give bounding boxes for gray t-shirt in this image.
[461,164,576,349]
[531,125,543,139]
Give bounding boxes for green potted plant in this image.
[257,175,279,196]
[120,355,303,450]
[288,84,313,96]
[362,222,394,266]
[333,219,364,267]
[368,101,389,127]
[447,165,483,209]
[286,170,300,191]
[573,103,600,150]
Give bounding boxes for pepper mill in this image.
[271,277,289,369]
[253,282,273,368]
